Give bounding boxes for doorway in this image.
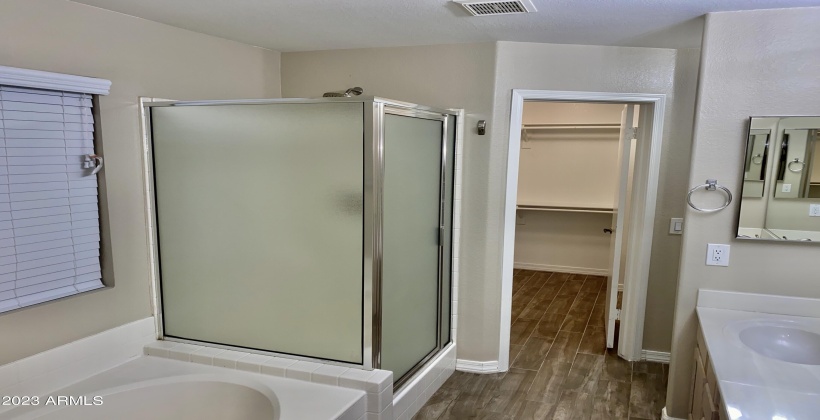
[499,90,667,370]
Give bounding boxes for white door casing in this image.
[500,90,666,369]
[605,104,635,348]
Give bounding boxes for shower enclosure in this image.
[143,97,459,388]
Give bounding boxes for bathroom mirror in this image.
[737,117,820,242]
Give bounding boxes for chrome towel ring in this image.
[687,179,733,213]
[788,158,805,173]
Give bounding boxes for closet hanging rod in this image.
[517,205,614,214]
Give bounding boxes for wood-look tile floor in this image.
[414,270,668,420]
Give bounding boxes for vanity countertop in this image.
[696,290,820,420]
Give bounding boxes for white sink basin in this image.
[739,325,820,365]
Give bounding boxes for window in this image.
[0,66,111,313]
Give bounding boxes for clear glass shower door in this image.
[380,110,446,384]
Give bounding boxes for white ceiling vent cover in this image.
[455,0,537,16]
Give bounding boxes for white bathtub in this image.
[10,375,278,420]
[4,357,365,420]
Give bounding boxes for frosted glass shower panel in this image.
[151,103,364,363]
[380,113,444,381]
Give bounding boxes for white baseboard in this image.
[661,407,685,420]
[515,262,620,290]
[456,359,500,373]
[513,263,608,276]
[642,350,671,363]
[513,263,609,276]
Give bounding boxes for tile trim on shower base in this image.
[0,317,156,415]
[393,343,456,420]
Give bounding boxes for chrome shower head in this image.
[346,87,364,96]
[323,87,364,98]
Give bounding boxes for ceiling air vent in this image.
[455,0,537,16]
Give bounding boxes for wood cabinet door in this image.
[691,348,707,418]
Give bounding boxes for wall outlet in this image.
[706,243,730,267]
[810,204,820,217]
[782,184,792,193]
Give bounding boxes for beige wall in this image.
[518,102,623,208]
[280,43,498,361]
[522,102,624,125]
[280,43,496,114]
[514,212,613,272]
[518,131,621,208]
[0,0,281,365]
[493,43,701,357]
[638,47,701,353]
[667,7,820,417]
[0,12,699,367]
[281,42,699,362]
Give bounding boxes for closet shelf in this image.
[521,123,621,143]
[522,123,621,132]
[516,204,614,214]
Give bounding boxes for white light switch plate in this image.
[810,204,820,217]
[669,218,683,234]
[782,184,792,193]
[706,243,730,267]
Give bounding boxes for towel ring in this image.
[751,154,763,165]
[687,179,733,213]
[787,158,805,173]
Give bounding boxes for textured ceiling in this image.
[69,0,820,51]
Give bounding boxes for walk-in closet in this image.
[514,102,637,284]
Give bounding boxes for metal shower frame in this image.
[142,96,461,389]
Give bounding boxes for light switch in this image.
[810,204,820,217]
[782,184,792,193]
[669,218,683,235]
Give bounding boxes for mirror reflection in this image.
[737,117,820,242]
[774,129,820,199]
[742,129,770,198]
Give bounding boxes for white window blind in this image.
[0,85,103,313]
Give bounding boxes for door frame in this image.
[380,105,450,389]
[500,90,666,368]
